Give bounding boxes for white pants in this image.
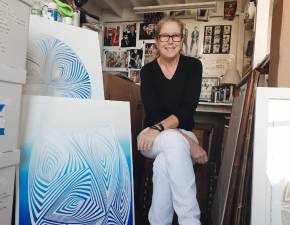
[138,128,201,225]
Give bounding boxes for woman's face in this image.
[156,21,183,60]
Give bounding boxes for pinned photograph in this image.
[203,45,211,54]
[129,69,141,83]
[104,25,120,47]
[214,35,220,44]
[129,49,143,69]
[205,26,212,36]
[197,9,209,22]
[213,44,220,54]
[223,25,231,35]
[139,23,156,40]
[189,26,199,57]
[224,1,237,20]
[222,35,230,45]
[214,26,221,35]
[121,23,136,47]
[144,43,157,65]
[222,43,230,53]
[205,36,212,45]
[103,50,128,71]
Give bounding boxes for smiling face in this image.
[156,21,183,60]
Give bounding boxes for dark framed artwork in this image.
[197,9,209,22]
[224,1,237,20]
[203,25,232,54]
[200,77,220,102]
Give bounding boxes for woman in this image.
[138,17,208,225]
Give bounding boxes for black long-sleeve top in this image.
[140,54,202,131]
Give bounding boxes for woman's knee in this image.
[157,129,190,153]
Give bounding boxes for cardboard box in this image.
[269,0,290,87]
[0,0,30,84]
[0,149,20,169]
[0,81,22,153]
[0,166,16,225]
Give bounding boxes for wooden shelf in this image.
[197,102,232,114]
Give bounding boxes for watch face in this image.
[200,77,219,101]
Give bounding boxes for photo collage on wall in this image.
[103,23,157,84]
[203,25,232,54]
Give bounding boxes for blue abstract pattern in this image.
[26,33,91,98]
[20,127,132,225]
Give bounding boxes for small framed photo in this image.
[200,77,219,102]
[197,9,209,22]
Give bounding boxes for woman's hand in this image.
[138,128,160,151]
[189,140,208,164]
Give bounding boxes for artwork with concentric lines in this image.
[24,16,104,99]
[18,96,134,225]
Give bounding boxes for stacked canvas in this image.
[0,0,31,224]
[17,16,135,225]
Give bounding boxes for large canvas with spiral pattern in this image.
[24,16,104,99]
[16,96,134,225]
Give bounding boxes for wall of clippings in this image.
[102,16,239,83]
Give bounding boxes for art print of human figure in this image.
[190,26,199,57]
[144,43,157,64]
[121,23,136,47]
[129,69,140,83]
[139,23,156,40]
[104,26,120,47]
[129,49,143,69]
[121,33,130,47]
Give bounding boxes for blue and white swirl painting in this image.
[24,16,104,99]
[19,96,134,225]
[25,33,91,98]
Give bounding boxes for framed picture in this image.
[197,9,209,21]
[203,25,232,54]
[252,87,290,225]
[200,77,219,102]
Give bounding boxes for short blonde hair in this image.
[155,16,185,38]
[154,17,185,58]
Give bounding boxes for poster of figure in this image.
[190,26,199,57]
[224,1,237,20]
[103,50,128,71]
[203,25,231,54]
[104,25,120,47]
[121,23,136,47]
[129,69,141,83]
[129,49,143,69]
[182,25,199,58]
[139,23,156,40]
[183,27,189,55]
[144,43,157,65]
